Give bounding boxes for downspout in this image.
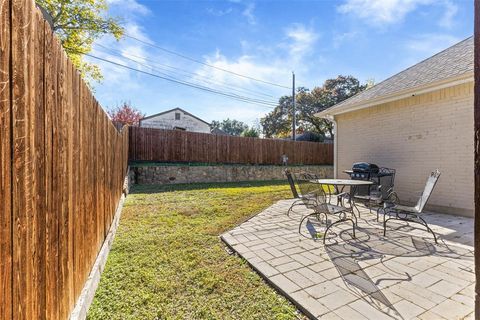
[324,115,338,179]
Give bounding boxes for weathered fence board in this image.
[0,0,129,318]
[129,126,334,165]
[0,0,12,318]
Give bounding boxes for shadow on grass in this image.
[129,180,290,194]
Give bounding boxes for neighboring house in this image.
[139,107,211,133]
[316,37,473,217]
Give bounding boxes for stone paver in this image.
[221,199,474,319]
[430,298,473,320]
[392,300,425,319]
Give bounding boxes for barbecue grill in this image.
[344,162,396,200]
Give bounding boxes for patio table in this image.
[313,179,374,186]
[310,179,373,215]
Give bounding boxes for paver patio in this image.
[221,199,474,320]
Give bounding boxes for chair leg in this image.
[352,202,361,218]
[383,211,388,236]
[383,211,437,244]
[417,215,438,244]
[298,212,327,234]
[323,217,355,244]
[287,204,293,216]
[377,207,385,222]
[287,200,303,216]
[350,210,358,226]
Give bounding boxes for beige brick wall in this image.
[336,82,474,216]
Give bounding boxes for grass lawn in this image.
[87,181,303,320]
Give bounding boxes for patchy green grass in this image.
[87,181,303,320]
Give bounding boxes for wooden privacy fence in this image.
[129,127,334,165]
[0,1,129,319]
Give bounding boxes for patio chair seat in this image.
[314,203,350,215]
[388,204,419,214]
[354,194,382,202]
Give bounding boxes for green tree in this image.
[36,0,124,82]
[211,118,249,136]
[261,75,367,138]
[259,95,293,138]
[241,127,260,138]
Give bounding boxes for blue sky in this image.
[90,0,473,126]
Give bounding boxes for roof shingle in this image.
[329,36,473,111]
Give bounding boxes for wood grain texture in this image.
[33,8,45,320]
[11,0,32,317]
[129,126,334,165]
[1,0,129,318]
[0,0,12,318]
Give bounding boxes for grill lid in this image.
[352,162,379,173]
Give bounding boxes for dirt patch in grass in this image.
[87,181,303,320]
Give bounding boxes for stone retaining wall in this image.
[129,164,333,185]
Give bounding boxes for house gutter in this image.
[315,73,474,118]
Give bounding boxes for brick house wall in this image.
[335,82,474,216]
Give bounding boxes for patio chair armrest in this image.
[383,191,399,203]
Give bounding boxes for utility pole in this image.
[292,72,296,141]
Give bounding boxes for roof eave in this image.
[315,72,473,119]
[141,107,211,126]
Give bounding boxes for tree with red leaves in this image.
[107,102,145,126]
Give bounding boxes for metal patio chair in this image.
[382,169,441,243]
[296,174,356,244]
[286,171,342,214]
[285,169,308,216]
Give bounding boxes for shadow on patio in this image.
[221,199,474,320]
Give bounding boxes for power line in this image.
[95,43,276,98]
[90,49,278,105]
[94,43,276,99]
[84,53,278,108]
[123,33,292,90]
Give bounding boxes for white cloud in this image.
[88,1,153,97]
[338,0,459,28]
[284,23,319,58]
[405,33,460,55]
[439,0,458,28]
[206,7,233,17]
[242,3,256,25]
[194,50,287,89]
[398,33,461,69]
[338,0,433,26]
[107,0,150,16]
[122,22,150,42]
[333,31,359,48]
[192,22,319,93]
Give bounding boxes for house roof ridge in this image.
[141,107,211,126]
[323,35,473,113]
